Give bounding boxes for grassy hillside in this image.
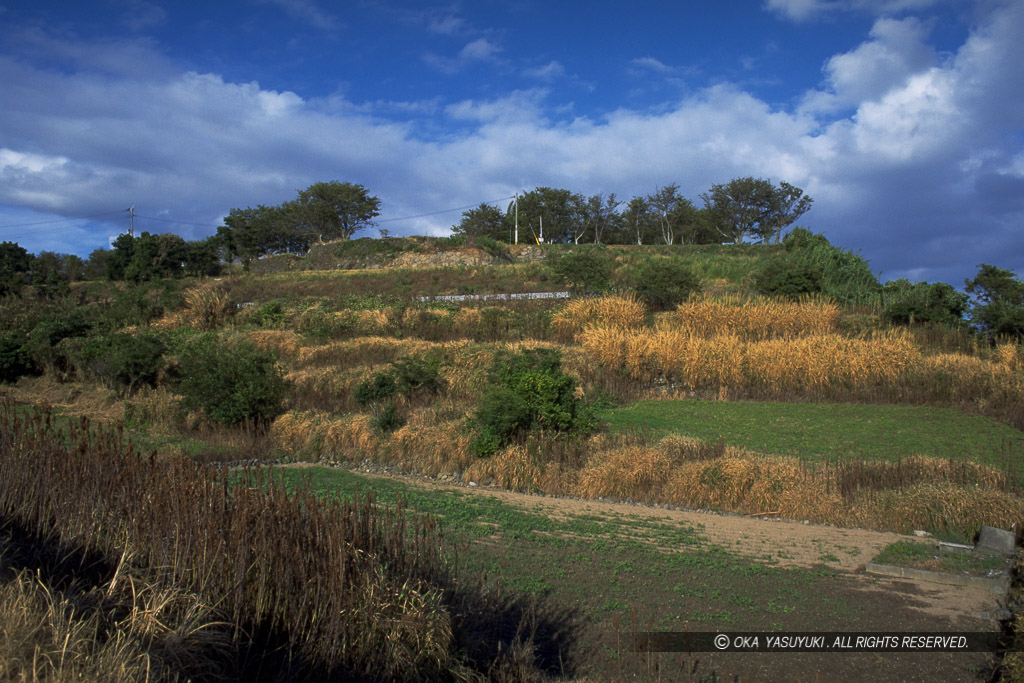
[2,235,1021,680]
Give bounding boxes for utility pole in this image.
[514,194,519,245]
[125,205,135,237]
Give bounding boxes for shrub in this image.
[0,334,36,383]
[24,309,93,377]
[754,256,821,298]
[176,334,288,426]
[75,332,167,394]
[354,354,445,406]
[471,348,594,457]
[781,228,881,304]
[251,300,288,329]
[471,236,509,259]
[370,401,405,433]
[630,258,702,310]
[882,279,968,327]
[95,282,181,331]
[551,246,615,293]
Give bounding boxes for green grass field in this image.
[601,399,1024,474]
[257,465,993,681]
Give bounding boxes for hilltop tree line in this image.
[1,175,1023,340]
[453,177,813,246]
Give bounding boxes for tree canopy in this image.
[219,181,381,265]
[965,264,1024,339]
[701,177,812,244]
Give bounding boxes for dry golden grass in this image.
[551,294,647,341]
[392,417,474,477]
[121,386,181,433]
[661,294,841,340]
[917,350,1024,408]
[2,377,123,423]
[296,338,470,370]
[0,562,234,683]
[182,282,233,331]
[354,308,393,335]
[577,446,675,501]
[578,327,920,391]
[245,329,304,359]
[462,446,543,493]
[271,410,380,463]
[563,433,1019,534]
[851,482,1024,536]
[995,342,1024,371]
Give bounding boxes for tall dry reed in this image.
[0,401,562,680]
[551,294,647,341]
[662,294,840,339]
[578,327,920,392]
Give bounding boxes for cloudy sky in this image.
[0,0,1021,286]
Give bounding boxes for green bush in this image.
[24,309,93,377]
[781,228,881,304]
[74,332,167,394]
[251,300,287,328]
[176,334,289,426]
[0,334,36,383]
[471,348,594,457]
[471,236,510,259]
[881,279,968,327]
[371,401,405,434]
[754,256,822,298]
[630,258,702,310]
[551,246,615,293]
[354,354,445,406]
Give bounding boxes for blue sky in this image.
[0,0,1021,287]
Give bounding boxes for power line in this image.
[377,196,515,224]
[0,194,518,237]
[135,214,222,229]
[0,210,124,230]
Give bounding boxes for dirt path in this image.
[299,464,1006,624]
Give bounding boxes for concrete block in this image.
[975,526,1016,556]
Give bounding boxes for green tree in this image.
[881,279,968,327]
[647,184,687,245]
[222,204,298,264]
[581,193,622,244]
[0,241,33,296]
[105,233,136,280]
[622,196,656,245]
[294,181,381,242]
[184,236,223,277]
[965,264,1024,339]
[510,187,585,244]
[452,203,508,242]
[84,248,110,280]
[701,177,812,244]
